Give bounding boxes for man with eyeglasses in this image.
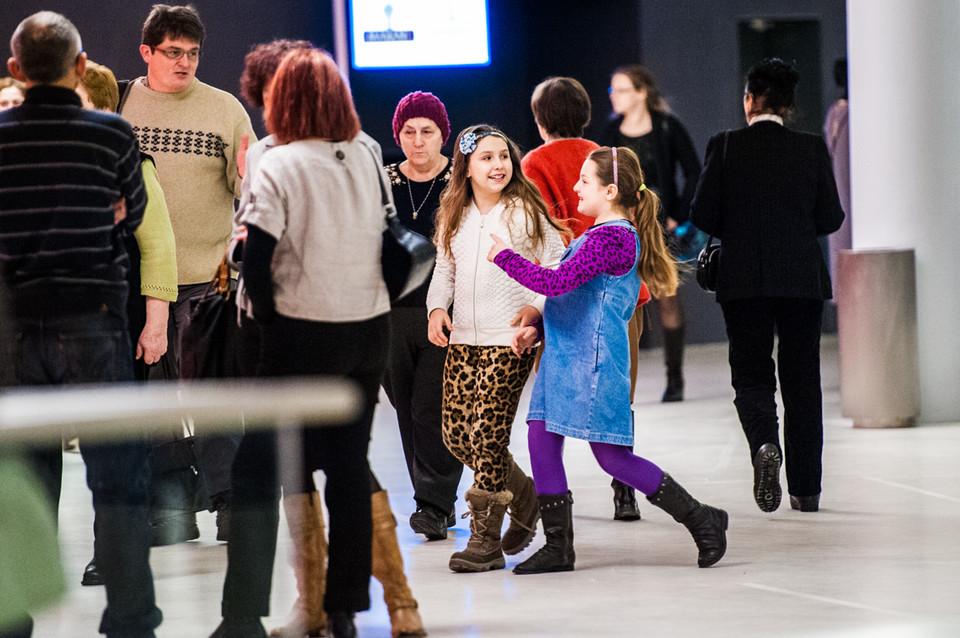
[119,4,255,548]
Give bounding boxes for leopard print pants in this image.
[441,344,535,492]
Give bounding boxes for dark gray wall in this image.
[636,0,847,346]
[0,0,335,138]
[1,0,846,345]
[641,0,847,150]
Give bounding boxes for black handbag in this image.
[148,430,210,519]
[367,145,437,301]
[696,236,721,292]
[695,130,729,293]
[147,355,210,521]
[181,255,238,379]
[382,208,436,301]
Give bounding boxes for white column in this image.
[332,0,350,80]
[847,0,960,423]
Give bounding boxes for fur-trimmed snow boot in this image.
[448,488,512,573]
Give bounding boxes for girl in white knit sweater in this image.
[426,124,566,573]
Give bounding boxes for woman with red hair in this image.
[211,48,391,638]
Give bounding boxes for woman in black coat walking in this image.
[689,58,844,514]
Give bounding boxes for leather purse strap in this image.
[361,140,398,224]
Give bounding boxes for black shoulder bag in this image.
[181,253,238,379]
[366,145,437,301]
[696,131,729,293]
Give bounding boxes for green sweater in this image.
[123,78,255,285]
[135,158,178,301]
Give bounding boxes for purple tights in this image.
[527,420,664,496]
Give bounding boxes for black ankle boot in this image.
[662,327,685,402]
[513,492,575,575]
[326,612,357,638]
[611,478,641,521]
[647,473,727,568]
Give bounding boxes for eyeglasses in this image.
[608,87,635,96]
[154,46,202,62]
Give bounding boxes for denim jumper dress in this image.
[526,220,641,445]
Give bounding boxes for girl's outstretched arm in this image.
[489,225,636,296]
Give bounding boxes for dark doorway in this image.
[738,18,823,135]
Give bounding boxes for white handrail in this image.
[0,377,362,444]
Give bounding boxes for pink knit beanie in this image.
[392,91,451,145]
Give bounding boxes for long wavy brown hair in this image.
[588,146,678,298]
[434,124,568,256]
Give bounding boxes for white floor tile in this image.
[32,336,960,637]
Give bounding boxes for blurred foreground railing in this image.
[0,377,362,444]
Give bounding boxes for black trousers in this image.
[720,297,824,498]
[221,312,389,618]
[382,308,463,514]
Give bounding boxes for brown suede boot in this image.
[448,488,512,573]
[501,459,539,555]
[269,492,327,638]
[371,490,426,638]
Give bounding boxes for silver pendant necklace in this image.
[407,174,438,220]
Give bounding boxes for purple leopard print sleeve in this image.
[494,224,637,297]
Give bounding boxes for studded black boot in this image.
[513,492,575,575]
[647,473,727,568]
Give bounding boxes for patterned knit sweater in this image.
[122,77,255,285]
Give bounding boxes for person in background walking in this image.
[382,91,464,542]
[603,65,701,403]
[690,58,844,514]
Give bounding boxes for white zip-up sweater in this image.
[427,200,565,346]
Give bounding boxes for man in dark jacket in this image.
[1,11,161,637]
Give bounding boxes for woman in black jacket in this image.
[689,58,844,514]
[603,65,701,404]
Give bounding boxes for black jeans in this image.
[10,309,161,637]
[382,307,462,514]
[221,312,389,618]
[721,297,825,498]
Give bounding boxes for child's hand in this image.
[487,233,509,262]
[427,308,453,347]
[510,305,541,328]
[512,325,539,357]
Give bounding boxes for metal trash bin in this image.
[836,249,920,427]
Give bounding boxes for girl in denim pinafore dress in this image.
[489,146,728,574]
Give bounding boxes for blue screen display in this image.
[350,0,491,70]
